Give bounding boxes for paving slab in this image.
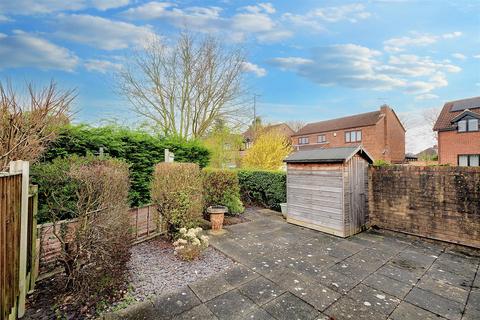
[388,301,447,320]
[376,262,423,285]
[173,304,218,320]
[289,280,341,312]
[104,301,156,320]
[152,287,202,319]
[188,274,234,302]
[346,284,401,316]
[425,267,474,289]
[222,264,260,287]
[363,273,413,299]
[263,292,320,320]
[238,276,285,306]
[242,307,276,320]
[324,296,388,320]
[405,287,463,320]
[466,289,480,312]
[417,275,469,304]
[205,290,258,320]
[317,269,362,294]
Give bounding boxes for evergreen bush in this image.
[237,170,286,211]
[202,169,244,215]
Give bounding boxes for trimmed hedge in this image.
[203,169,244,215]
[41,125,210,207]
[237,170,286,211]
[152,163,204,236]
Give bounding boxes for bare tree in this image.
[422,107,441,143]
[117,32,249,139]
[0,80,75,170]
[286,120,306,133]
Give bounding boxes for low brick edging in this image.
[368,165,480,248]
[37,204,162,275]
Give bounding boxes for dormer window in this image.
[457,117,479,132]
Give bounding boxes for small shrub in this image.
[373,159,391,167]
[237,170,286,211]
[152,163,203,236]
[35,156,132,308]
[173,227,209,261]
[203,169,244,215]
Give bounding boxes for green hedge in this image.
[236,170,286,211]
[203,169,244,215]
[40,125,210,207]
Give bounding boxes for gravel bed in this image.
[125,238,235,301]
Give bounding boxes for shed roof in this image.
[284,146,374,164]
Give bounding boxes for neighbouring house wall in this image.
[37,204,162,274]
[438,130,480,165]
[383,106,406,163]
[290,108,405,163]
[369,166,480,248]
[291,125,384,160]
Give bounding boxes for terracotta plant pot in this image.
[207,205,227,231]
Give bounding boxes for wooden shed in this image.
[284,146,373,237]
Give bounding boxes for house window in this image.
[458,117,479,132]
[317,135,326,143]
[458,154,480,166]
[298,137,309,145]
[345,130,362,143]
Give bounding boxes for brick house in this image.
[433,97,480,166]
[242,123,294,151]
[291,105,405,163]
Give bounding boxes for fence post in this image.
[28,185,38,292]
[9,160,29,318]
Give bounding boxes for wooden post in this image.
[9,160,29,318]
[146,205,150,237]
[28,185,38,293]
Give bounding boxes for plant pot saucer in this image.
[208,229,227,236]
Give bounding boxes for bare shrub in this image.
[50,157,131,304]
[151,162,203,236]
[0,80,75,170]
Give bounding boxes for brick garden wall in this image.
[37,204,162,274]
[369,166,480,248]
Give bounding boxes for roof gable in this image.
[450,109,480,123]
[434,97,480,131]
[293,110,382,136]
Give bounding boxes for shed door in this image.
[346,156,368,235]
[287,167,344,234]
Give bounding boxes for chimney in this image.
[380,104,390,114]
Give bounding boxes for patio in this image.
[106,208,480,320]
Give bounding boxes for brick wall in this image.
[438,130,480,165]
[382,106,406,163]
[369,166,480,248]
[37,204,162,274]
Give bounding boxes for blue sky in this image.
[0,0,479,152]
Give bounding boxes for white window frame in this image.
[317,134,326,143]
[298,137,309,145]
[458,154,480,166]
[345,130,362,143]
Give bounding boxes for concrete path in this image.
[106,208,480,320]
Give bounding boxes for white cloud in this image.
[122,2,224,32]
[282,3,370,32]
[123,2,292,43]
[415,93,439,100]
[242,3,276,14]
[474,54,480,59]
[0,30,79,71]
[452,53,466,60]
[54,14,155,50]
[0,14,12,22]
[271,44,460,95]
[84,59,122,73]
[241,61,267,77]
[384,31,463,52]
[442,31,462,39]
[0,0,130,15]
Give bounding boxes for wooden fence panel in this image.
[0,174,22,320]
[0,160,37,320]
